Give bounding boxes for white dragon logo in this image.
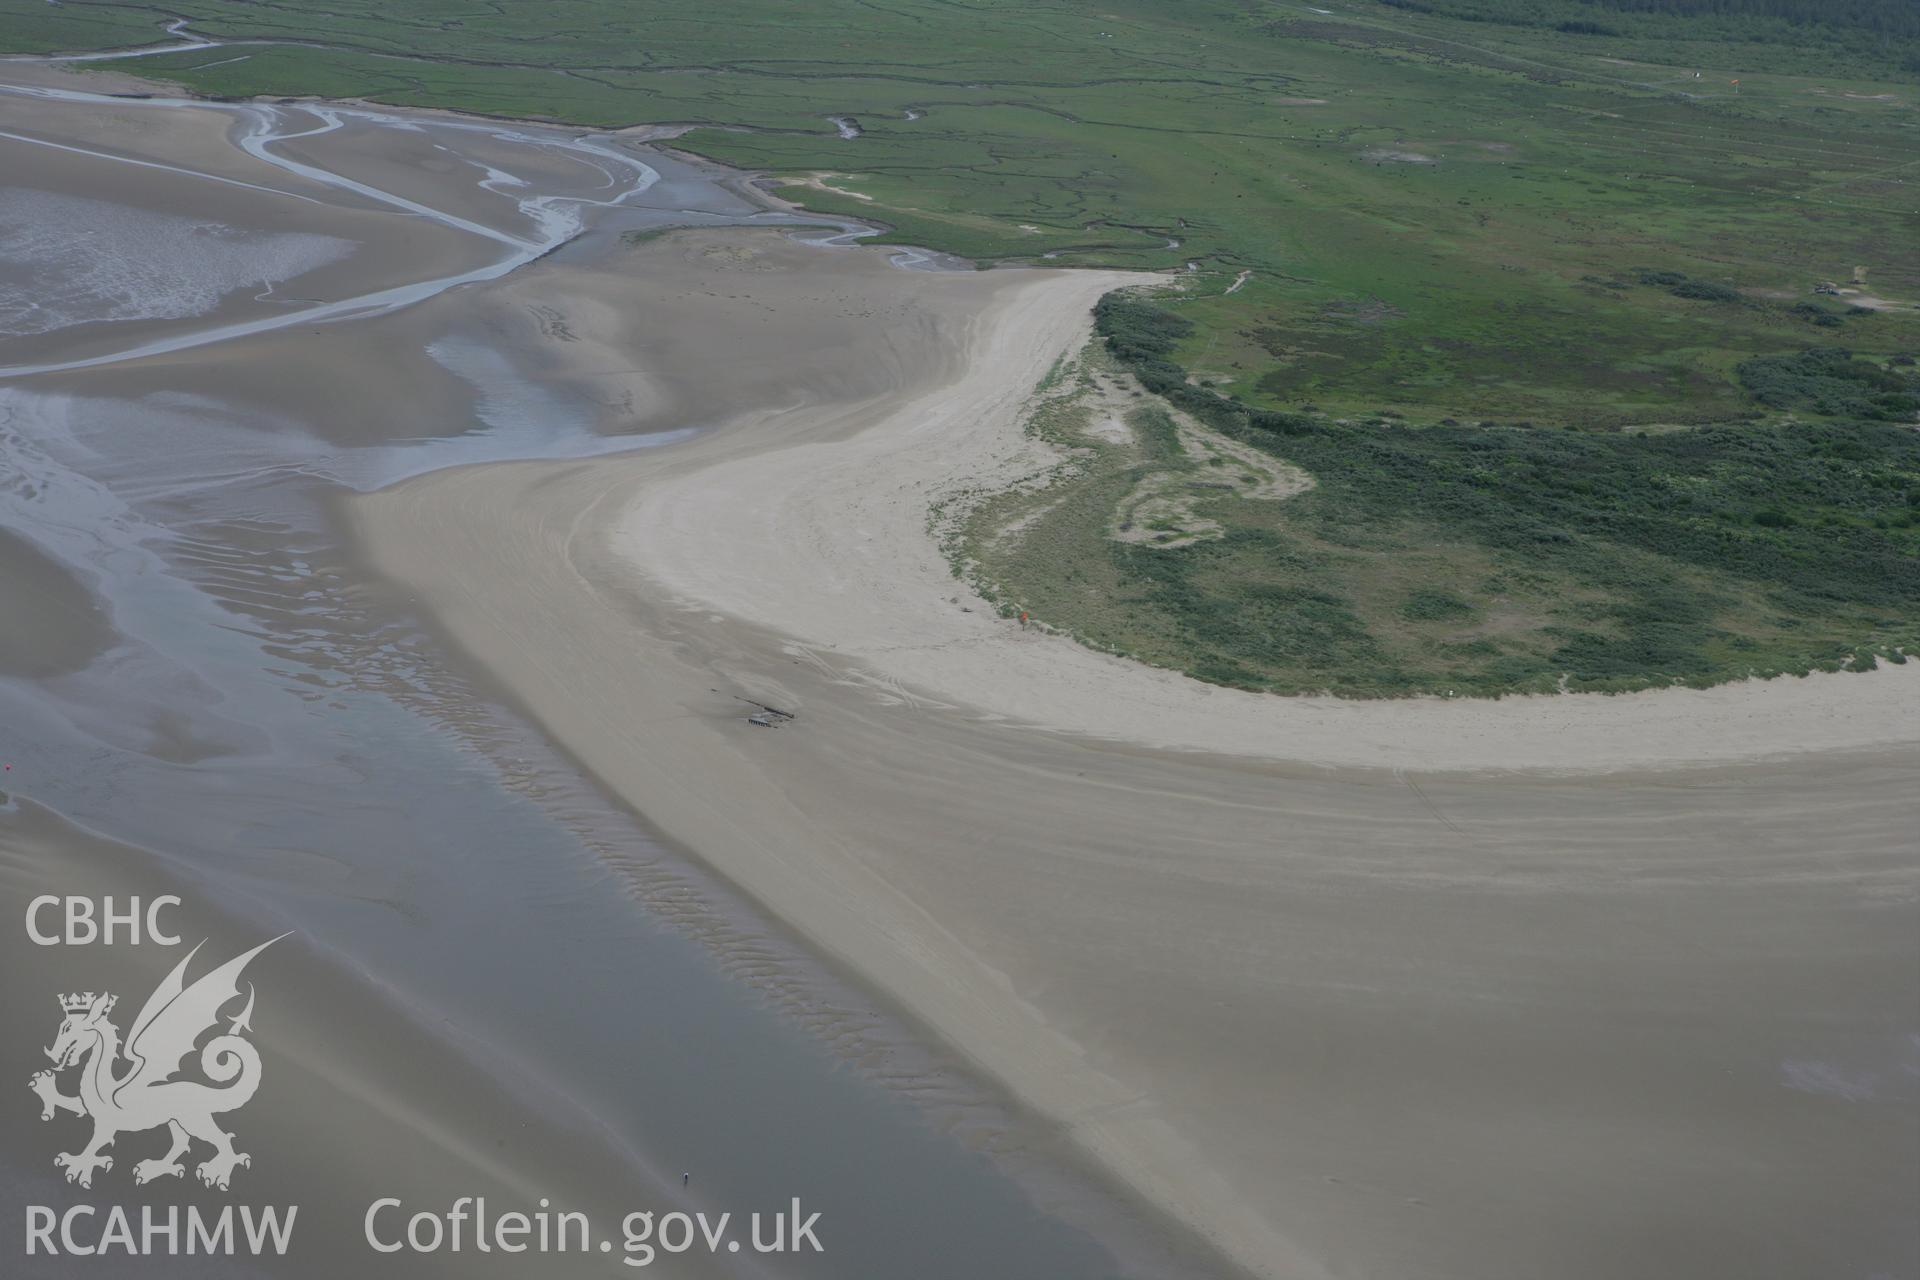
[27,936,283,1191]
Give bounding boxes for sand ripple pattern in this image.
[0,188,349,335]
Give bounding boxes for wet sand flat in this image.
[0,128,498,371]
[3,68,1194,1280]
[0,799,737,1279]
[0,528,110,677]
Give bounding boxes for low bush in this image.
[1736,348,1920,419]
[1670,279,1742,302]
[1084,292,1920,692]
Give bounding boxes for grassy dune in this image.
[955,325,1918,695]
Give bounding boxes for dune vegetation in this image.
[951,299,1919,696]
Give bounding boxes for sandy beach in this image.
[355,231,1920,1279]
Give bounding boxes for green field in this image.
[7,0,1916,694]
[6,1,1913,421]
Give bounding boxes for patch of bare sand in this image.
[781,171,875,202]
[356,230,1920,1280]
[1834,288,1912,312]
[1110,395,1314,548]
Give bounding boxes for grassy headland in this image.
[942,302,1917,696]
